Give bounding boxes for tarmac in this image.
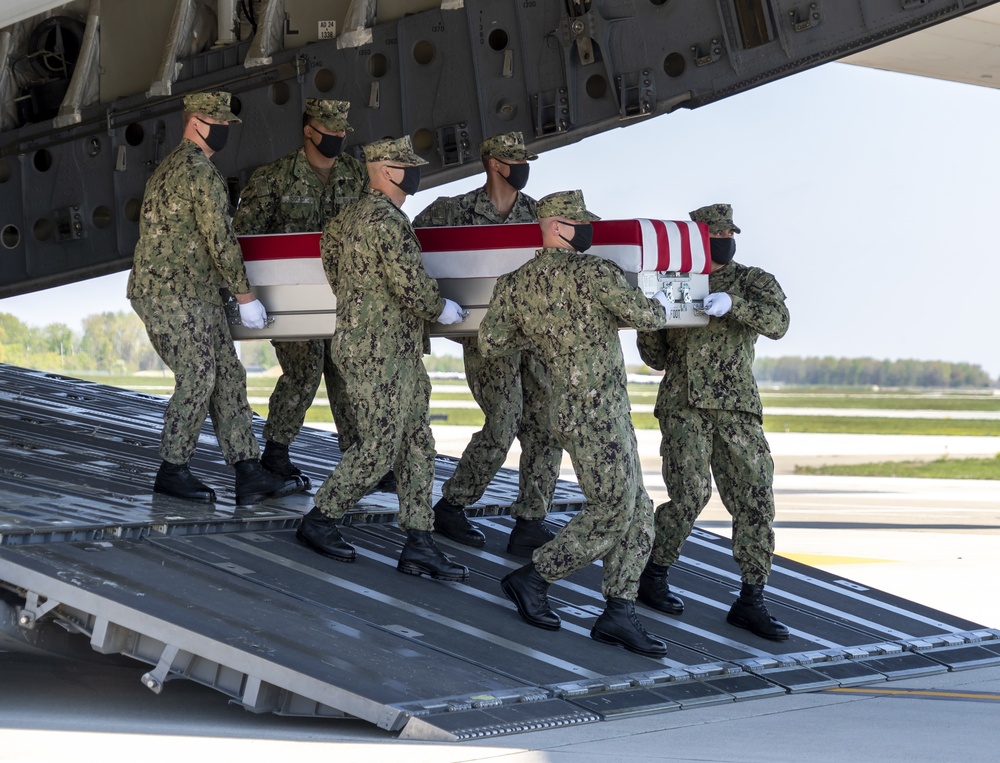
[2,427,999,762]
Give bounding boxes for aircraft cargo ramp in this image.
[1,364,999,742]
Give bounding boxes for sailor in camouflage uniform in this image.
[296,136,470,582]
[480,190,673,657]
[413,132,560,558]
[636,203,791,641]
[233,99,369,490]
[127,91,303,506]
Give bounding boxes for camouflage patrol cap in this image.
[363,136,429,166]
[689,203,741,234]
[183,90,241,123]
[479,131,538,161]
[305,98,353,132]
[536,190,600,222]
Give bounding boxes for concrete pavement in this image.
[2,427,998,762]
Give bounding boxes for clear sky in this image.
[2,61,998,379]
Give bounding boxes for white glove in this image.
[238,299,268,329]
[703,292,732,317]
[651,290,672,312]
[436,298,468,325]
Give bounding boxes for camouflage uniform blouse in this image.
[321,188,444,359]
[412,186,537,227]
[479,247,670,427]
[233,147,367,234]
[127,139,250,303]
[636,261,789,418]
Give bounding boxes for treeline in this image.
[0,311,469,374]
[0,311,164,372]
[2,312,995,387]
[754,356,995,389]
[0,311,273,372]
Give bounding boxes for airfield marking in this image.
[826,687,1000,702]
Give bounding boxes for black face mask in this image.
[559,222,593,253]
[498,160,530,191]
[710,237,736,265]
[196,118,230,153]
[311,131,345,158]
[389,165,421,196]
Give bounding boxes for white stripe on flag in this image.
[683,221,707,273]
[246,258,325,285]
[422,247,536,279]
[664,220,684,271]
[638,219,657,271]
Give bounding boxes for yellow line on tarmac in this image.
[827,688,1000,701]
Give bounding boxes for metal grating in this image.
[1,364,998,740]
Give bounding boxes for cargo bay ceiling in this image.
[1,0,999,298]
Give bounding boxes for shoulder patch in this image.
[743,266,785,300]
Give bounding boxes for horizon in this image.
[2,303,995,387]
[2,62,999,378]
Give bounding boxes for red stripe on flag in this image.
[239,233,321,261]
[414,223,541,251]
[591,219,639,246]
[238,219,711,272]
[677,221,692,273]
[693,221,711,274]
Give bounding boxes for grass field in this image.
[72,374,1000,434]
[68,372,1000,478]
[796,455,1000,480]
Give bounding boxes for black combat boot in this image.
[506,517,556,558]
[432,497,486,547]
[261,440,311,489]
[296,508,356,562]
[397,530,469,581]
[637,562,685,615]
[591,598,669,658]
[726,582,790,641]
[234,459,304,506]
[500,563,561,630]
[153,461,216,503]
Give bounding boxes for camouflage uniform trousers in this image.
[312,356,435,531]
[131,296,258,465]
[652,408,775,585]
[262,339,358,452]
[441,336,561,519]
[532,412,654,601]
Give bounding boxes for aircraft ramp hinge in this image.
[532,88,570,136]
[435,123,471,167]
[140,644,194,695]
[690,38,725,67]
[788,4,822,33]
[17,591,60,630]
[615,69,655,119]
[568,18,597,67]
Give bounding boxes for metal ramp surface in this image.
[1,363,999,741]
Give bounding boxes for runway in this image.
[2,425,998,761]
[430,425,1000,632]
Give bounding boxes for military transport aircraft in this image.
[1,0,999,742]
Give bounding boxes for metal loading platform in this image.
[1,363,999,742]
